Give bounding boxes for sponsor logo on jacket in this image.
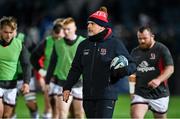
[83,49,90,55]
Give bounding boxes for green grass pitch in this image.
[15,93,180,118]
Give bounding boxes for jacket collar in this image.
[88,28,112,42]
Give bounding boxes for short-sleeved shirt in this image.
[131,42,174,99]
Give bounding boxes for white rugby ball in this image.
[110,55,128,69]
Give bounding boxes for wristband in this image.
[129,82,135,94]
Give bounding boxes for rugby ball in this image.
[110,55,128,69]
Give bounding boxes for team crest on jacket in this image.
[100,48,107,55]
[150,53,156,60]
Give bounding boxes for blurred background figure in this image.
[45,17,85,119]
[30,18,65,119]
[12,32,39,119]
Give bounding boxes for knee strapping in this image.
[24,92,36,102]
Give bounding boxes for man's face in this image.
[0,25,16,43]
[63,22,76,40]
[137,29,154,49]
[87,21,105,36]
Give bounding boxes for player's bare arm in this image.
[148,65,174,89]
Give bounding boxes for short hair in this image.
[53,24,63,34]
[138,26,153,34]
[63,17,76,26]
[0,16,17,30]
[53,18,65,26]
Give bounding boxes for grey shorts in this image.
[131,94,169,113]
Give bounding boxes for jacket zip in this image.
[90,42,97,95]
